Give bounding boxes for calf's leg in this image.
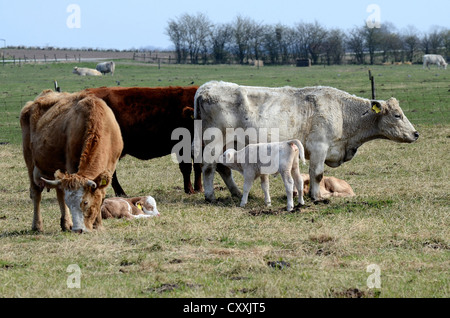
[260,174,271,207]
[280,171,295,211]
[240,170,256,207]
[291,164,304,206]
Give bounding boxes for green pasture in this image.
[0,61,448,298]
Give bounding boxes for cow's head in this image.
[371,98,419,143]
[41,170,111,233]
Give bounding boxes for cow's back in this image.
[86,86,198,160]
[195,81,341,146]
[21,90,123,179]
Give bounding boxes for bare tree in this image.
[211,23,233,64]
[295,21,327,64]
[323,28,346,65]
[428,27,445,54]
[232,15,253,64]
[363,25,382,65]
[347,27,365,64]
[166,19,187,63]
[402,25,421,62]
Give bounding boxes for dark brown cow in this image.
[85,86,202,196]
[20,90,123,233]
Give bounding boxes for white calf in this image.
[220,140,306,211]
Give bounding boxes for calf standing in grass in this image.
[220,140,306,211]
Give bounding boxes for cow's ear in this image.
[93,172,111,190]
[370,101,383,114]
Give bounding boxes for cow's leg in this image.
[292,165,305,206]
[193,162,203,193]
[56,188,72,231]
[111,170,126,197]
[308,144,328,201]
[217,163,241,197]
[202,162,217,202]
[179,162,194,194]
[260,174,271,207]
[280,171,295,211]
[240,171,255,207]
[30,183,44,232]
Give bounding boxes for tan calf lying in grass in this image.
[301,174,355,198]
[101,196,160,220]
[220,140,306,211]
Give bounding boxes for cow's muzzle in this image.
[414,131,419,140]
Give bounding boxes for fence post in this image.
[2,55,4,67]
[54,54,57,63]
[368,70,376,100]
[13,55,15,65]
[34,55,36,63]
[44,55,47,63]
[158,58,161,69]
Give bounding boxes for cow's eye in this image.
[84,201,88,205]
[394,114,402,119]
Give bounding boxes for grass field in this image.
[0,61,449,298]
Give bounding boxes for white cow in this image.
[96,61,115,75]
[220,140,306,211]
[72,67,102,76]
[423,54,447,69]
[194,81,419,202]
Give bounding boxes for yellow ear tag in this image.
[137,203,143,210]
[372,104,381,114]
[100,179,107,186]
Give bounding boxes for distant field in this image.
[0,61,448,298]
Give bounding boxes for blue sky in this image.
[1,0,449,50]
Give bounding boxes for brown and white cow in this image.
[84,86,202,196]
[101,195,160,220]
[194,81,419,202]
[20,90,123,233]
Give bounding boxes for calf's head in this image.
[372,98,419,143]
[42,170,111,233]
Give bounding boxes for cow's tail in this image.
[290,139,306,165]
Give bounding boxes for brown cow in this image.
[84,86,202,196]
[301,174,355,198]
[20,90,123,233]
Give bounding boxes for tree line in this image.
[166,13,450,65]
